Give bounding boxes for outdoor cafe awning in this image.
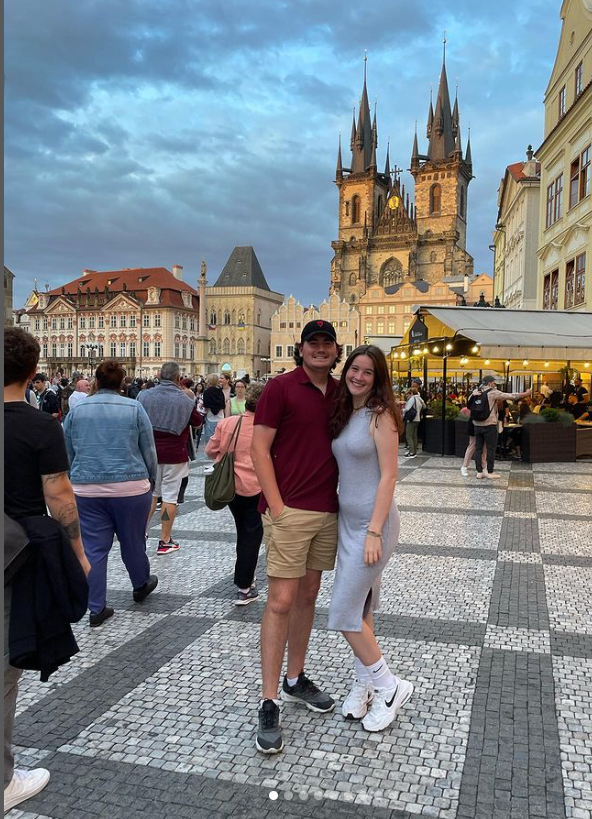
[401,306,592,361]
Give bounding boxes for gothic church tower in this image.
[330,50,474,304]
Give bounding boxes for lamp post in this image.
[87,343,99,377]
[260,357,271,379]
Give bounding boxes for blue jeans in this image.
[203,417,220,448]
[76,492,152,614]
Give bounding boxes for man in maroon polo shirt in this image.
[251,319,341,754]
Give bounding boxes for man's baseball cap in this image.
[482,375,497,385]
[300,319,337,344]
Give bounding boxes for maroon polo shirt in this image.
[254,366,339,514]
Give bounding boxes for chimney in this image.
[172,264,184,280]
[463,274,470,293]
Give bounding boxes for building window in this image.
[575,253,586,305]
[209,310,217,326]
[346,345,353,356]
[174,343,180,358]
[110,315,116,328]
[575,62,583,97]
[546,182,554,227]
[182,315,187,330]
[388,321,396,333]
[209,339,216,355]
[388,305,396,314]
[50,318,56,330]
[224,311,231,325]
[110,342,117,357]
[558,85,566,118]
[287,345,294,358]
[429,183,441,214]
[570,145,591,208]
[67,317,73,329]
[42,343,48,358]
[189,344,195,359]
[67,342,73,357]
[88,316,95,329]
[98,316,104,328]
[565,259,575,308]
[120,342,126,357]
[130,314,136,328]
[237,338,245,355]
[377,305,385,314]
[59,317,65,330]
[550,269,559,310]
[143,313,150,327]
[120,314,126,328]
[143,341,150,357]
[275,345,283,358]
[365,321,373,333]
[130,342,136,357]
[222,338,230,355]
[51,343,57,357]
[182,344,187,359]
[554,174,563,223]
[352,195,361,224]
[279,322,286,329]
[190,317,195,331]
[340,320,347,327]
[365,306,372,314]
[377,321,384,334]
[34,318,40,331]
[154,313,161,327]
[174,313,180,329]
[152,341,160,357]
[80,345,86,357]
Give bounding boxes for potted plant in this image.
[423,400,460,455]
[521,409,576,463]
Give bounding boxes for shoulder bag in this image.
[204,416,243,510]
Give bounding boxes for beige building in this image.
[26,265,200,378]
[330,54,474,305]
[4,266,15,327]
[536,0,592,311]
[493,149,541,309]
[204,247,284,378]
[270,293,359,375]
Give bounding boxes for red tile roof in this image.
[48,267,197,296]
[507,161,541,181]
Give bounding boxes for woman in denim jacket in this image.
[63,360,159,627]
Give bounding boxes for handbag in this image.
[403,396,418,424]
[204,416,243,510]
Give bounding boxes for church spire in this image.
[336,133,343,180]
[384,141,391,189]
[411,122,420,172]
[465,128,473,169]
[428,36,456,161]
[350,53,374,173]
[350,108,356,151]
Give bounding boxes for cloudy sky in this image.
[5,0,561,308]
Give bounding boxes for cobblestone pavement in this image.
[11,451,592,819]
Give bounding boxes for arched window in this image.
[459,186,466,219]
[238,311,245,325]
[223,338,230,355]
[380,258,404,288]
[231,338,236,354]
[377,196,383,218]
[237,338,245,355]
[209,339,216,355]
[209,310,217,326]
[430,184,442,214]
[430,251,437,263]
[256,338,261,355]
[352,195,361,224]
[224,310,231,325]
[231,309,236,324]
[349,273,357,286]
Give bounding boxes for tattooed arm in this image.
[41,471,91,577]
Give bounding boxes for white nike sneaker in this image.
[4,768,50,813]
[341,680,373,720]
[460,466,469,477]
[362,678,414,732]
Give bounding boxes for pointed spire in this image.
[350,108,356,151]
[351,53,375,173]
[411,122,420,171]
[427,87,434,138]
[336,133,343,180]
[452,85,459,135]
[454,124,462,157]
[465,128,473,168]
[428,42,455,161]
[384,141,391,188]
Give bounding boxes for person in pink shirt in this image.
[206,383,265,605]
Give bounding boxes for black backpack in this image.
[467,389,492,422]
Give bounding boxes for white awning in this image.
[415,306,592,360]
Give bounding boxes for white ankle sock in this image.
[286,675,299,687]
[238,587,251,594]
[364,656,397,690]
[354,656,371,683]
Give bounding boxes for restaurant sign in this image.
[409,316,428,344]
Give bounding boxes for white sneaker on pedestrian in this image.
[460,466,469,477]
[476,472,486,479]
[486,472,501,480]
[4,768,50,813]
[362,678,414,732]
[342,680,373,720]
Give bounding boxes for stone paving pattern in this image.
[10,451,592,819]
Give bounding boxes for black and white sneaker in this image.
[256,699,283,754]
[281,672,335,713]
[404,453,417,459]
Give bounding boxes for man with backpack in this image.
[403,386,426,458]
[468,375,531,479]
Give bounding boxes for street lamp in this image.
[87,343,99,376]
[260,357,271,379]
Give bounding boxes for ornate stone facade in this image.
[26,266,200,378]
[330,55,474,306]
[270,293,359,375]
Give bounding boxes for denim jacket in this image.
[63,390,157,484]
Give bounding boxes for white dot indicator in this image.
[269,791,279,801]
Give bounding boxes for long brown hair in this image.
[329,345,403,438]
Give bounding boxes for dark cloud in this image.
[5,0,561,307]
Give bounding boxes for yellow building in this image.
[204,247,284,379]
[536,0,592,311]
[27,265,200,378]
[270,293,359,375]
[4,266,15,327]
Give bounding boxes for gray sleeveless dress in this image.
[327,408,400,632]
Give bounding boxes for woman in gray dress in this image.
[328,345,413,732]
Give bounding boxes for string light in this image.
[522,359,529,366]
[445,343,453,351]
[544,361,549,367]
[585,362,590,368]
[460,356,469,365]
[471,346,479,353]
[400,351,407,359]
[422,347,429,354]
[413,348,420,356]
[505,360,511,366]
[432,345,439,353]
[485,359,490,365]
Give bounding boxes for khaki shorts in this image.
[153,462,189,504]
[262,506,338,579]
